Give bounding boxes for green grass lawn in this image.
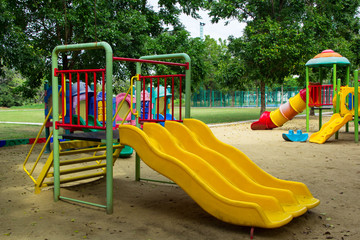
[0,109,44,123]
[0,106,269,140]
[0,124,45,140]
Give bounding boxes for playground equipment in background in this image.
[305,49,351,132]
[309,71,359,144]
[282,130,308,142]
[306,50,359,143]
[252,50,359,144]
[251,89,307,130]
[24,42,318,228]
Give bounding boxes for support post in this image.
[333,64,337,114]
[354,70,359,143]
[335,78,341,140]
[306,66,310,132]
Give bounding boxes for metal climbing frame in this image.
[51,42,191,213]
[52,42,114,214]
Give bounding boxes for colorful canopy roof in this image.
[305,49,350,68]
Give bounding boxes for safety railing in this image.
[308,84,333,107]
[53,68,106,131]
[138,74,185,124]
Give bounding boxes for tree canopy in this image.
[1,0,360,110]
[0,0,204,100]
[205,0,360,113]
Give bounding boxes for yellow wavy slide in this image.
[119,120,319,228]
[309,113,353,144]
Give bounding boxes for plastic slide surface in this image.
[119,120,319,228]
[309,113,353,144]
[183,119,320,210]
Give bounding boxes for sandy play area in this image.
[0,115,359,240]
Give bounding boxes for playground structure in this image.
[23,42,319,228]
[252,49,359,144]
[305,50,359,143]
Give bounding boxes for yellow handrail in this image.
[112,74,139,123]
[23,87,62,182]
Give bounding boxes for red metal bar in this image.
[171,76,175,120]
[179,76,182,120]
[77,73,80,125]
[164,77,167,118]
[61,73,65,122]
[142,78,146,121]
[55,68,105,75]
[57,123,105,130]
[113,57,188,69]
[141,74,185,79]
[149,78,153,120]
[102,72,105,125]
[139,119,183,123]
[85,72,89,126]
[93,72,97,120]
[69,73,72,125]
[157,77,160,120]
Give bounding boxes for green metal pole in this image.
[354,70,359,143]
[51,47,60,202]
[333,64,337,114]
[319,68,323,130]
[135,62,142,181]
[306,67,310,132]
[346,66,350,132]
[335,78,341,140]
[103,42,114,214]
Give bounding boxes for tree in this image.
[0,66,26,107]
[0,0,204,101]
[206,0,360,114]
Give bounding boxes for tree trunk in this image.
[310,107,315,116]
[260,81,266,115]
[231,91,235,107]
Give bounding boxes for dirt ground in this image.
[1,115,359,240]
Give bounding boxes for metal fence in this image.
[191,87,303,107]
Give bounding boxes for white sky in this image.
[148,0,246,41]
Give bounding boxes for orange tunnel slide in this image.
[251,89,307,130]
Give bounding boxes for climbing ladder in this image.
[23,105,123,194]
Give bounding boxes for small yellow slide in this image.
[119,119,319,228]
[309,113,353,144]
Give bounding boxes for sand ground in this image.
[0,115,359,240]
